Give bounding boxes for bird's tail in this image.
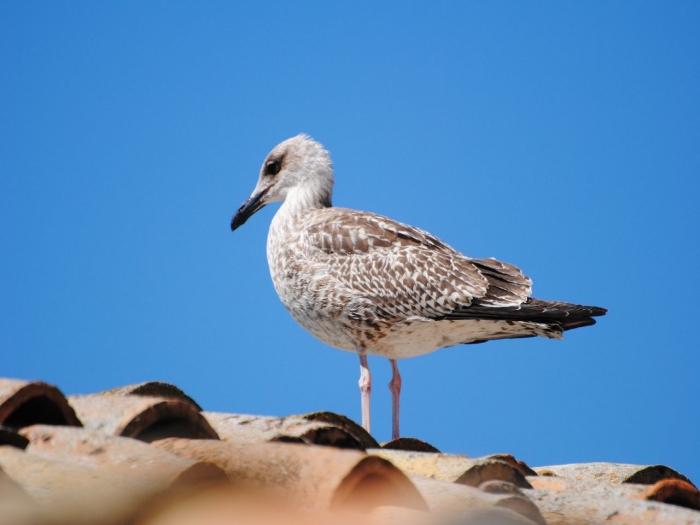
[444,297,607,333]
[523,298,607,331]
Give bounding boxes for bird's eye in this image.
[265,159,281,176]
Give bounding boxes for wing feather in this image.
[303,208,532,321]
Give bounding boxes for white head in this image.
[231,134,333,231]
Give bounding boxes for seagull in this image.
[230,134,606,439]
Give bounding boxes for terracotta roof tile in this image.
[487,454,538,477]
[0,444,154,506]
[527,473,700,523]
[0,379,81,429]
[527,480,700,524]
[381,437,440,453]
[204,412,363,449]
[409,474,545,524]
[534,462,694,486]
[68,393,219,442]
[20,425,227,488]
[152,437,427,512]
[0,376,697,525]
[102,381,203,411]
[369,449,532,488]
[640,479,700,511]
[297,411,379,449]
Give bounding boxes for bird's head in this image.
[230,134,333,231]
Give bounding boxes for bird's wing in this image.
[443,297,607,326]
[303,208,532,321]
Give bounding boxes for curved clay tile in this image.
[640,479,700,511]
[102,381,203,411]
[528,476,700,524]
[486,454,538,477]
[0,445,154,504]
[204,412,363,450]
[533,462,694,486]
[297,411,379,449]
[368,449,532,489]
[409,475,545,524]
[21,425,227,488]
[153,438,427,513]
[0,379,81,430]
[68,394,219,442]
[381,437,440,453]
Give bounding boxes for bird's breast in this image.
[266,224,358,351]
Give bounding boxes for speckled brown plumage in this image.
[264,200,605,358]
[231,134,606,436]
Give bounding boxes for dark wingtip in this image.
[561,317,597,331]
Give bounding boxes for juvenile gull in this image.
[230,134,606,439]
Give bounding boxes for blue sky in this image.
[2,2,699,481]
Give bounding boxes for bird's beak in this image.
[230,185,272,231]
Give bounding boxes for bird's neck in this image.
[279,185,332,220]
[268,185,331,262]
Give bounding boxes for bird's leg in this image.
[389,359,402,440]
[358,354,371,434]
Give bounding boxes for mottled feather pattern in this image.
[252,135,606,358]
[304,207,532,319]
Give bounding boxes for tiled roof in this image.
[0,377,697,525]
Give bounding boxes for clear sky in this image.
[2,2,699,482]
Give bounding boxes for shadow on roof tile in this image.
[486,454,537,478]
[369,449,532,489]
[295,412,379,449]
[0,379,81,430]
[0,426,29,449]
[102,382,203,411]
[204,412,364,450]
[381,438,440,453]
[640,479,700,512]
[68,393,219,442]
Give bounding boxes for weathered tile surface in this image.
[68,393,219,441]
[0,376,697,525]
[205,412,363,449]
[369,448,532,488]
[153,437,427,512]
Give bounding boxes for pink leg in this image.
[389,359,402,440]
[358,354,371,434]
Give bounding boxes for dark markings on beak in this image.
[230,185,272,231]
